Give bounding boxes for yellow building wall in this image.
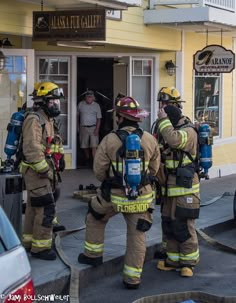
[0,1,40,36]
[106,1,181,51]
[214,144,236,166]
[0,0,182,52]
[159,52,176,89]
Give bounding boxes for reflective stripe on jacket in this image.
[94,126,161,213]
[157,116,199,197]
[20,109,54,174]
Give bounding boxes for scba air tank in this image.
[125,134,141,199]
[199,123,213,179]
[4,110,25,160]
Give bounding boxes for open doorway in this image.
[76,57,114,168]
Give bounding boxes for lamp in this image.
[0,50,6,71]
[165,60,177,76]
[0,38,14,48]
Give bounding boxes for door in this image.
[77,57,114,167]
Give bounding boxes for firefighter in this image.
[153,87,186,259]
[155,87,200,277]
[78,96,160,289]
[21,81,65,260]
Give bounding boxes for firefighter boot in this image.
[31,249,57,261]
[157,260,180,271]
[78,253,103,267]
[52,217,66,233]
[180,266,194,277]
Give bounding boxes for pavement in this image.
[27,169,236,299]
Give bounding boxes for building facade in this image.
[0,0,235,178]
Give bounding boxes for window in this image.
[38,57,70,146]
[0,208,20,254]
[0,56,27,111]
[132,59,152,131]
[194,73,221,136]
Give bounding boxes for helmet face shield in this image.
[157,86,184,103]
[157,92,173,102]
[49,87,64,99]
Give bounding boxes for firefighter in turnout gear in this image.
[21,82,65,260]
[153,87,186,260]
[155,87,200,277]
[78,96,160,289]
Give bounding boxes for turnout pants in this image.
[83,192,153,285]
[22,169,55,253]
[161,196,199,268]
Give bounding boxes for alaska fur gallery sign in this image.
[33,10,106,41]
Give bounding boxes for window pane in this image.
[49,59,59,74]
[13,57,25,73]
[5,56,13,73]
[133,60,142,75]
[194,75,220,136]
[143,60,151,75]
[59,60,68,74]
[39,59,49,74]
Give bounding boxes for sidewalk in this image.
[29,169,236,295]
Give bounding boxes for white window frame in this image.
[1,49,34,106]
[130,56,156,128]
[36,55,71,150]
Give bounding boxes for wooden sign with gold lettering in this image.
[33,10,106,41]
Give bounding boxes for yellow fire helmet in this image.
[157,87,185,104]
[30,82,64,102]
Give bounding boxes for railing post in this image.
[149,0,157,9]
[198,0,204,6]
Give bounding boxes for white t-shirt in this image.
[78,101,102,126]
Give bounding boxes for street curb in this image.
[34,243,159,295]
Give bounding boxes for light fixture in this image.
[0,50,6,71]
[165,60,177,76]
[0,38,14,48]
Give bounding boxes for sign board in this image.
[193,44,235,73]
[33,10,106,41]
[106,10,122,20]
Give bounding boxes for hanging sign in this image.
[193,44,235,73]
[33,10,106,41]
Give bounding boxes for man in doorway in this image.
[77,90,102,166]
